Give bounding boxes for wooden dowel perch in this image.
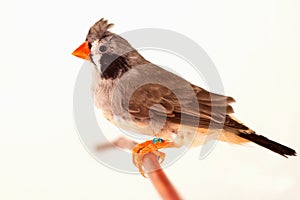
[143,153,182,200]
[96,137,182,200]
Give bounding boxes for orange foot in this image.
[132,138,174,177]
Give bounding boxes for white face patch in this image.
[90,40,102,73]
[92,53,102,73]
[91,40,100,52]
[90,38,113,74]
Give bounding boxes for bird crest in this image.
[86,18,114,43]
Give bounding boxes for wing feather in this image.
[117,63,235,127]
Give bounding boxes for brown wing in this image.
[110,63,236,129]
[128,82,235,128]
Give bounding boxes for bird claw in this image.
[132,138,173,177]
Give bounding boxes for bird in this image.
[72,18,296,177]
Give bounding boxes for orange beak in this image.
[72,41,91,60]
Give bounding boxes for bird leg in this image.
[132,138,174,177]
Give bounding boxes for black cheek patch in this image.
[100,53,130,79]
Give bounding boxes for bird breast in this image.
[93,76,119,121]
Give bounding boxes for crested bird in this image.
[72,18,296,177]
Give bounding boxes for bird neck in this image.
[99,51,149,80]
[125,50,150,67]
[99,53,130,79]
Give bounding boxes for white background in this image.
[1,0,299,199]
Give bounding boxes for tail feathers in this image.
[238,132,297,158]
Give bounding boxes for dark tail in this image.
[238,132,297,158]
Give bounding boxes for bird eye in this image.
[99,45,107,52]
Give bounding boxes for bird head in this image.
[73,18,147,79]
